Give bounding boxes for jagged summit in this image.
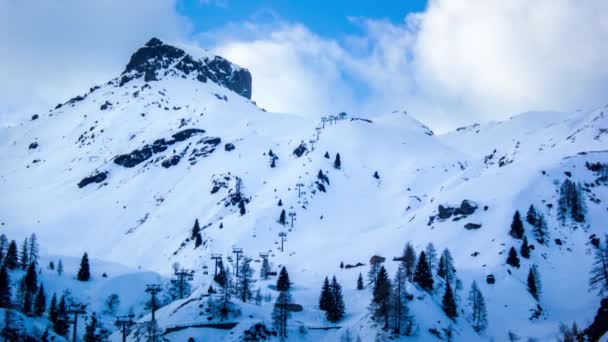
[119,37,252,99]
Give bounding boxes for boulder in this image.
[224,143,235,151]
[464,223,482,230]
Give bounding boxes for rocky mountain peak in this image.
[120,37,252,99]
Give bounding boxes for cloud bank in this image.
[1,0,606,132]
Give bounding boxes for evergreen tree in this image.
[526,205,538,227]
[77,252,91,281]
[19,238,29,270]
[34,283,46,317]
[437,248,456,286]
[527,265,541,300]
[324,151,330,159]
[357,273,364,290]
[532,213,549,245]
[41,329,49,342]
[214,260,227,287]
[402,242,417,281]
[426,243,438,272]
[520,236,531,259]
[54,295,69,336]
[319,277,331,311]
[239,258,255,302]
[48,294,58,325]
[83,312,100,342]
[217,266,233,320]
[278,209,287,225]
[368,262,380,285]
[334,153,341,169]
[272,291,292,339]
[260,257,271,280]
[194,233,203,248]
[392,263,413,335]
[509,211,525,239]
[28,234,39,267]
[57,259,64,276]
[413,251,434,292]
[276,266,290,292]
[506,247,520,268]
[558,179,586,223]
[0,265,11,308]
[191,219,201,239]
[589,237,608,296]
[327,276,345,322]
[0,234,7,265]
[4,240,18,270]
[371,266,391,329]
[442,281,458,320]
[1,309,21,341]
[468,281,488,332]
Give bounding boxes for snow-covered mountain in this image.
[1,38,606,341]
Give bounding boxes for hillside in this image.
[0,39,606,341]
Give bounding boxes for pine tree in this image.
[4,241,18,270]
[83,312,99,342]
[272,291,292,339]
[527,265,541,300]
[506,247,520,268]
[520,236,531,259]
[327,276,345,322]
[77,252,91,281]
[532,213,549,245]
[468,281,488,332]
[191,219,201,239]
[442,281,458,320]
[194,233,203,248]
[276,266,290,292]
[413,251,434,292]
[19,238,29,270]
[334,153,341,169]
[402,242,417,281]
[0,265,11,308]
[57,259,64,276]
[368,262,380,285]
[426,243,438,272]
[357,273,364,290]
[371,266,391,329]
[28,234,39,267]
[319,277,331,311]
[278,209,287,225]
[34,283,46,317]
[589,238,608,296]
[48,294,58,325]
[509,211,525,239]
[526,205,538,227]
[0,234,7,265]
[239,258,255,302]
[54,295,69,336]
[437,248,456,286]
[260,257,271,280]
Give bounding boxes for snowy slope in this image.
[1,39,607,341]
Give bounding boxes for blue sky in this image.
[178,0,427,39]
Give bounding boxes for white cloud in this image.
[0,0,191,118]
[206,0,608,131]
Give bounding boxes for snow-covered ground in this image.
[0,39,606,341]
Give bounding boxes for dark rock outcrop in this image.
[293,142,308,158]
[120,38,252,99]
[437,200,479,220]
[464,223,482,230]
[78,171,108,188]
[224,143,235,151]
[28,142,39,150]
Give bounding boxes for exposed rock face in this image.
[78,171,108,188]
[120,38,252,99]
[437,200,479,220]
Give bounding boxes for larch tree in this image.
[392,263,413,335]
[437,248,456,286]
[425,243,438,272]
[589,239,608,297]
[468,281,488,332]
